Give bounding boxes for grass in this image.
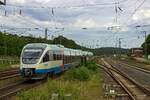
[64,66,90,81]
[0,63,11,70]
[16,61,105,100]
[16,73,104,100]
[0,60,19,70]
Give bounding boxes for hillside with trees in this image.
[0,32,129,57]
[0,32,87,57]
[93,47,129,56]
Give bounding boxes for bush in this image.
[64,66,90,81]
[86,60,97,71]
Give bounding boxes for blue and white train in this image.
[20,43,93,79]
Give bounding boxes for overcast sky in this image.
[0,0,150,48]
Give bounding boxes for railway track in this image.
[0,81,23,99]
[109,58,150,89]
[0,79,46,100]
[0,71,63,100]
[0,68,18,73]
[117,60,150,74]
[97,58,150,100]
[119,59,150,70]
[0,68,19,80]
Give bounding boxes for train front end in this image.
[20,43,47,79]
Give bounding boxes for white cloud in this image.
[103,22,129,32]
[132,9,150,21]
[34,0,52,4]
[9,0,26,4]
[73,18,99,28]
[0,14,63,33]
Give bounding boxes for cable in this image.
[2,0,128,9]
[0,7,44,29]
[0,0,129,33]
[130,0,146,19]
[122,0,146,26]
[0,8,54,32]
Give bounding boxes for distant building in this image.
[130,48,143,57]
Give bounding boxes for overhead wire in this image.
[0,0,129,30]
[108,0,147,42]
[105,0,130,48]
[130,0,146,18]
[117,0,147,48]
[0,9,45,35]
[122,0,146,27]
[0,11,44,30]
[0,0,139,42]
[2,0,129,9]
[0,7,55,36]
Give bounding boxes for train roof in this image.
[24,43,93,56]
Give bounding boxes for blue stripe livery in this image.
[35,64,72,74]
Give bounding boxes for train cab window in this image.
[49,52,53,61]
[43,52,49,62]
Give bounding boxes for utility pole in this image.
[136,25,149,59]
[142,31,148,59]
[5,10,6,16]
[45,28,48,40]
[118,38,122,57]
[19,9,22,15]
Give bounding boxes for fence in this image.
[0,56,19,65]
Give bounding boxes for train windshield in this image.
[22,49,43,64]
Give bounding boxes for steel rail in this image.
[118,61,150,74]
[97,64,136,100]
[0,80,46,99]
[97,59,150,99]
[106,59,150,95]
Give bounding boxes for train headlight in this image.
[23,68,33,76]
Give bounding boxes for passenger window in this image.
[57,55,62,60]
[43,52,49,62]
[53,54,57,60]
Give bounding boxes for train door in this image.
[42,50,53,63]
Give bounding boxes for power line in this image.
[0,7,43,28]
[0,0,129,32]
[0,8,54,31]
[122,0,146,26]
[2,0,128,9]
[0,6,64,32]
[130,0,146,19]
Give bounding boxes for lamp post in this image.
[118,38,123,58]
